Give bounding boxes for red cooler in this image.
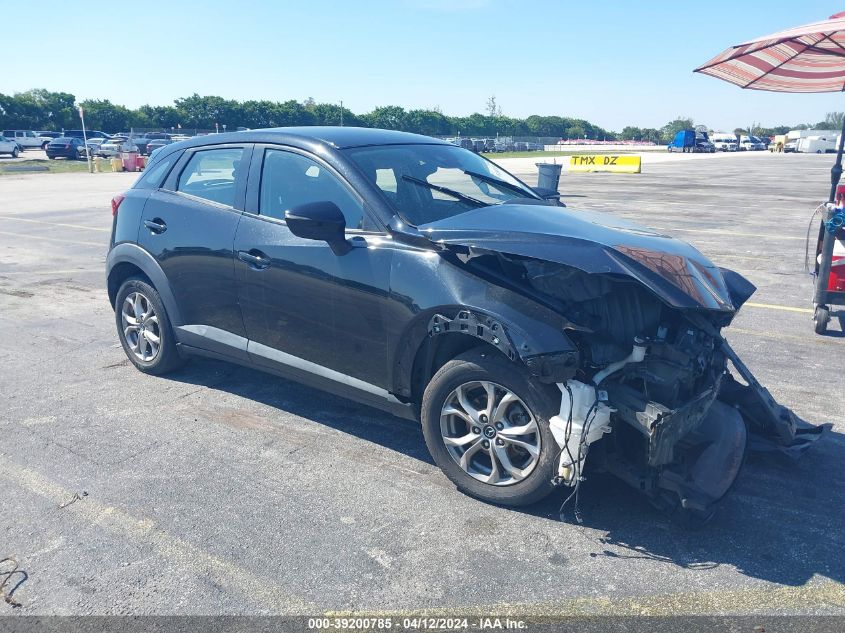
[121,152,139,172]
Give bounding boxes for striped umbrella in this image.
[695,11,845,200]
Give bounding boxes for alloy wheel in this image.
[439,381,541,486]
[121,291,161,362]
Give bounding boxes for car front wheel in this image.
[11,147,19,158]
[115,277,185,375]
[421,348,559,506]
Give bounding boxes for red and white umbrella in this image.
[695,11,845,329]
[695,11,845,92]
[695,11,845,203]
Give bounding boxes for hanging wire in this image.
[804,202,828,273]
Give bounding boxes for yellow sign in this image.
[569,155,641,173]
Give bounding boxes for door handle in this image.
[144,218,167,234]
[238,250,270,270]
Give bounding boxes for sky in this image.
[7,0,845,132]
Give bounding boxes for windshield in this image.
[343,143,539,225]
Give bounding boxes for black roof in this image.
[176,127,448,151]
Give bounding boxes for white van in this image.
[711,133,738,151]
[797,135,837,153]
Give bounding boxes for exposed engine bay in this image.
[436,249,830,523]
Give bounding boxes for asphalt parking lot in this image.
[1,152,844,616]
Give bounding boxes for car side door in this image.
[234,144,394,391]
[138,143,253,359]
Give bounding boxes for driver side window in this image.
[259,149,366,230]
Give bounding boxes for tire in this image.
[420,348,559,507]
[814,306,830,334]
[839,314,845,332]
[41,141,49,150]
[115,277,185,375]
[817,150,823,154]
[11,147,19,158]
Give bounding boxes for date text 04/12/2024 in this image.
[307,617,528,630]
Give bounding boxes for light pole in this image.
[340,100,344,127]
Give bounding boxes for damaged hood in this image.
[415,203,753,311]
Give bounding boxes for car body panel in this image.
[415,203,735,312]
[134,143,253,345]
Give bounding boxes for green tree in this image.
[365,106,407,130]
[78,99,139,132]
[825,112,845,130]
[660,117,694,142]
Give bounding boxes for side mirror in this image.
[285,201,351,255]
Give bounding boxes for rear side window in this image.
[259,149,365,230]
[135,153,179,190]
[176,148,244,207]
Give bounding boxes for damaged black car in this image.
[106,128,828,523]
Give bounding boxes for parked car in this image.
[144,132,173,141]
[2,130,44,150]
[36,131,62,148]
[0,135,21,157]
[145,138,174,154]
[784,140,798,153]
[667,130,715,153]
[64,129,111,140]
[105,127,814,522]
[45,137,87,159]
[86,138,107,155]
[97,137,139,157]
[131,137,152,155]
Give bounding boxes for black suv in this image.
[106,127,820,520]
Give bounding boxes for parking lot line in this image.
[728,327,845,345]
[0,455,311,613]
[0,215,110,233]
[0,230,103,247]
[744,301,814,314]
[0,268,101,276]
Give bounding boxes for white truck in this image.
[740,135,766,151]
[711,133,738,151]
[797,135,837,153]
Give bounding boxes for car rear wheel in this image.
[421,348,559,507]
[115,277,185,375]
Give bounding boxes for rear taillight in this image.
[111,194,126,216]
